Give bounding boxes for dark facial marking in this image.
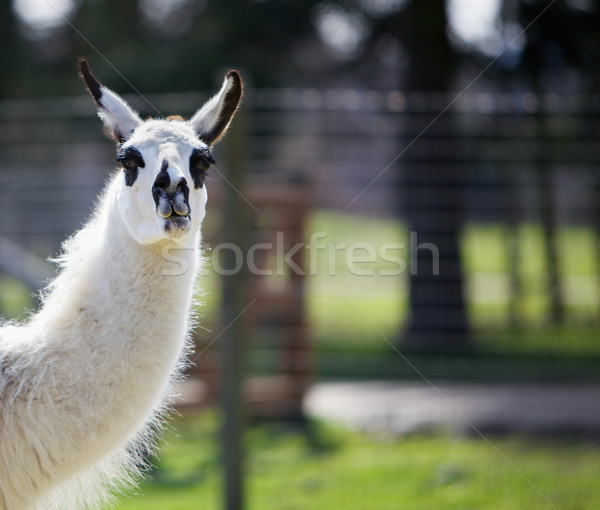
[153,160,170,190]
[189,148,215,189]
[117,146,145,187]
[160,159,169,175]
[152,160,171,209]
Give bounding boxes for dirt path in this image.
[304,381,600,436]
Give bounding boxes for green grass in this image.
[300,215,600,380]
[476,325,600,357]
[114,412,600,510]
[462,222,600,326]
[301,214,600,355]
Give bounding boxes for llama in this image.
[0,59,242,509]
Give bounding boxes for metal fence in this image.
[1,89,600,382]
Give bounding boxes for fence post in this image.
[219,103,250,510]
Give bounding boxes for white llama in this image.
[0,59,242,509]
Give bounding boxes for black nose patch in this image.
[152,160,171,207]
[152,160,191,217]
[155,160,170,187]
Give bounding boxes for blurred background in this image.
[2,0,600,508]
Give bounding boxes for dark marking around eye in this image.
[117,146,145,187]
[189,148,215,189]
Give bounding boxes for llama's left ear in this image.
[189,70,243,146]
[78,58,143,143]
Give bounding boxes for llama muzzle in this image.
[152,163,191,220]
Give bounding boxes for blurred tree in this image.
[0,1,26,98]
[329,0,470,352]
[2,0,326,98]
[504,0,600,325]
[399,0,470,352]
[353,0,600,349]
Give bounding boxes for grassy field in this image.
[113,412,600,510]
[305,213,600,345]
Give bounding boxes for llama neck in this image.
[93,216,198,351]
[37,179,200,372]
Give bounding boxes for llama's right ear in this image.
[78,58,142,143]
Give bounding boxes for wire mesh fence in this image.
[1,88,600,384]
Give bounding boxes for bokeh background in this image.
[1,1,600,509]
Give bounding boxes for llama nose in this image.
[174,176,188,192]
[153,163,190,218]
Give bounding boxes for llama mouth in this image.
[167,211,190,220]
[162,212,191,236]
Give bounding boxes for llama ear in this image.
[189,70,243,146]
[78,58,143,143]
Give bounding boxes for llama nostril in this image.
[176,177,188,190]
[153,172,170,191]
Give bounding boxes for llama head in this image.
[79,58,242,246]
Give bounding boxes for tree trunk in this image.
[401,0,470,352]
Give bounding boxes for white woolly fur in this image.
[0,176,198,510]
[0,62,242,509]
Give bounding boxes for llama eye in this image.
[117,147,145,187]
[117,147,145,168]
[119,158,136,171]
[189,148,214,189]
